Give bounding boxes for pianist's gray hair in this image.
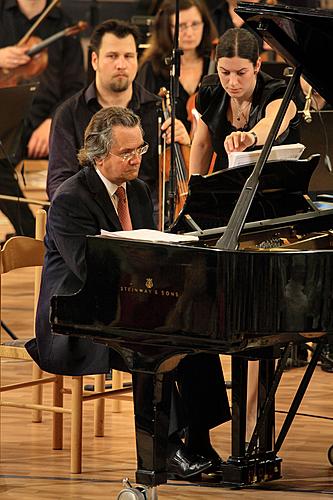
[77,106,144,166]
[216,28,259,65]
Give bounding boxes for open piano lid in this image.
[236,2,333,106]
[171,155,319,233]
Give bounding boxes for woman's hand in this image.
[224,130,257,154]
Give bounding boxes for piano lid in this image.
[171,155,319,233]
[236,2,333,105]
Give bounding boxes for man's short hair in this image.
[77,106,143,166]
[89,19,140,53]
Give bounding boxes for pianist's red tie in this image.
[116,186,133,231]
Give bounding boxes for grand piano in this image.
[51,1,333,492]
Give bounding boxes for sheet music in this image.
[100,229,199,243]
[228,143,305,169]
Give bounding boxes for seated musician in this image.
[136,0,218,138]
[46,18,189,222]
[0,0,85,240]
[189,27,299,175]
[26,106,231,479]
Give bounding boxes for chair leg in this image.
[53,375,64,450]
[112,370,123,413]
[94,374,105,437]
[71,376,83,474]
[31,363,43,422]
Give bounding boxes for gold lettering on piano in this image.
[120,281,180,298]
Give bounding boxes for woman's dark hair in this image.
[216,28,259,65]
[89,19,140,54]
[139,0,217,77]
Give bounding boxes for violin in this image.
[158,87,190,230]
[0,21,88,88]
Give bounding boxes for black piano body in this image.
[51,161,333,488]
[51,1,333,490]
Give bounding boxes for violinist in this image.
[0,0,85,239]
[136,0,218,137]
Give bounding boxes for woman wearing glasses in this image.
[137,0,217,140]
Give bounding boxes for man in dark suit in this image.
[27,106,155,376]
[26,106,232,479]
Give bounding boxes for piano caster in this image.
[328,446,333,466]
[116,478,158,500]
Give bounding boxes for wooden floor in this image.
[1,188,333,499]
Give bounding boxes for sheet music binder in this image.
[0,83,38,160]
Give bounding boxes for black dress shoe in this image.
[205,456,224,475]
[167,446,212,479]
[321,344,333,372]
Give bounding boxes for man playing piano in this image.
[26,106,231,479]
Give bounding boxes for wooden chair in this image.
[0,209,132,473]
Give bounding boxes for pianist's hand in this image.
[224,130,257,154]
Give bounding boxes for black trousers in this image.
[177,353,231,429]
[129,352,231,438]
[0,159,35,236]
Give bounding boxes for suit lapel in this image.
[127,181,142,228]
[83,167,122,231]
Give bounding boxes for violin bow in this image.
[26,21,88,57]
[17,0,61,47]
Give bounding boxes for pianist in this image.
[189,27,299,174]
[26,106,231,479]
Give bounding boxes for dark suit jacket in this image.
[26,166,155,375]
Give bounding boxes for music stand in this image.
[0,83,37,161]
[0,83,37,340]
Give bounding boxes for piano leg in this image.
[231,356,248,458]
[132,371,174,488]
[221,353,282,486]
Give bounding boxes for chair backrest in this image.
[1,236,44,274]
[0,209,46,338]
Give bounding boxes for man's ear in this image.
[91,51,98,71]
[95,157,103,168]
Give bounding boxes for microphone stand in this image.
[167,0,182,226]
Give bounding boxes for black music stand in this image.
[0,83,37,340]
[0,83,37,161]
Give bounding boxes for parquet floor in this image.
[1,184,333,499]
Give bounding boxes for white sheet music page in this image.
[100,229,199,243]
[228,143,305,168]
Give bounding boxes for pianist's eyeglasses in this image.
[109,142,149,162]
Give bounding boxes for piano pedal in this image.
[116,478,158,500]
[167,471,202,482]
